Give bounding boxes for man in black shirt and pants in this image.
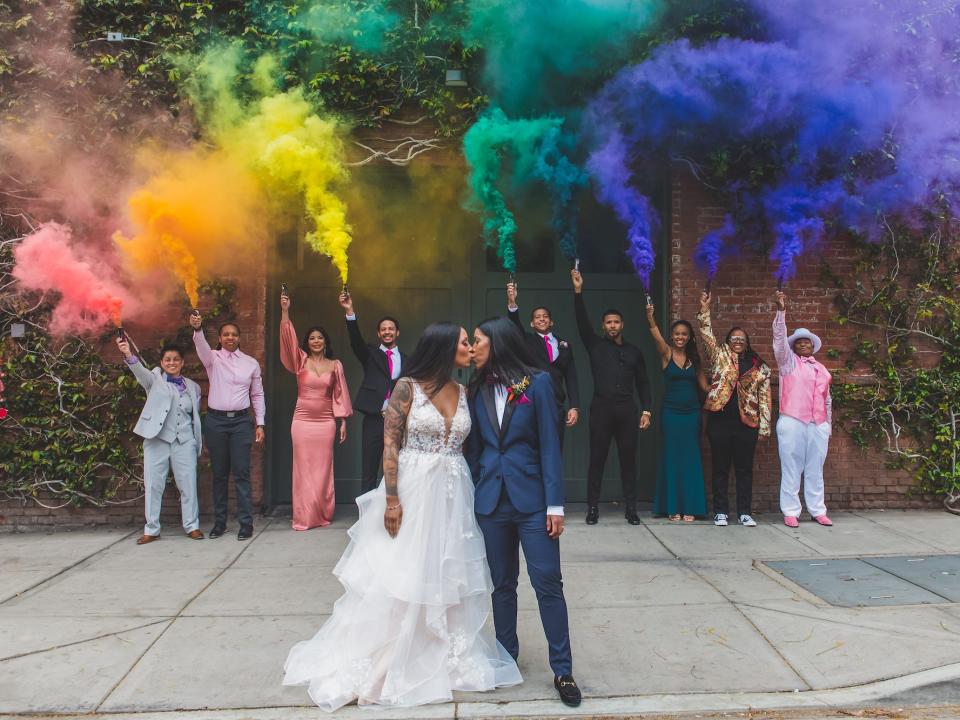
[505,281,581,447]
[572,269,651,525]
[339,290,405,494]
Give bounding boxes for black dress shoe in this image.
[237,525,253,540]
[208,525,226,539]
[585,506,599,525]
[625,507,641,525]
[554,674,582,707]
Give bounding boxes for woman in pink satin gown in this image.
[280,293,353,530]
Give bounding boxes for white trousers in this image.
[143,437,199,536]
[777,415,830,518]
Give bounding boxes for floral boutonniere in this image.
[558,340,569,350]
[507,376,532,405]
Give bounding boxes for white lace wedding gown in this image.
[283,382,522,711]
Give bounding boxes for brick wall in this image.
[0,256,268,531]
[0,162,938,529]
[669,161,935,512]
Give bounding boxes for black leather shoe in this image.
[554,675,582,707]
[625,507,641,525]
[237,525,253,541]
[585,506,599,525]
[208,525,226,539]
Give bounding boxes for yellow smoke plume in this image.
[115,47,353,302]
[225,89,352,283]
[114,147,268,308]
[196,50,353,283]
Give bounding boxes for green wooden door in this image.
[265,169,666,507]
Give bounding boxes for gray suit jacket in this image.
[126,360,203,456]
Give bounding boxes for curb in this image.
[2,662,957,719]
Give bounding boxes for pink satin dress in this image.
[281,320,353,530]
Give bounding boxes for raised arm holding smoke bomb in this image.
[772,290,834,528]
[506,280,581,447]
[697,291,770,528]
[339,288,405,495]
[190,310,265,541]
[116,332,203,545]
[646,298,708,521]
[281,291,352,530]
[571,268,651,527]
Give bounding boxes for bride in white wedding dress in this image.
[283,322,522,711]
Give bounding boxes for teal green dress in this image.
[653,360,707,516]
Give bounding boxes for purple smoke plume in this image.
[586,0,960,283]
[694,214,735,282]
[586,131,658,288]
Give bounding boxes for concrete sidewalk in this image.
[1,508,958,719]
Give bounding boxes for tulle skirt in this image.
[282,449,522,711]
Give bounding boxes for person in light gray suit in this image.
[117,336,204,545]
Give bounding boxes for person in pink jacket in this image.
[772,291,833,528]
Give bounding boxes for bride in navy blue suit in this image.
[467,317,582,708]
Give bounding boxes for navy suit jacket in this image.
[467,372,564,516]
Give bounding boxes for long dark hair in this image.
[300,325,335,359]
[472,316,540,389]
[725,326,766,368]
[669,320,701,371]
[401,321,461,397]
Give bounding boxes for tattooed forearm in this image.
[382,378,413,498]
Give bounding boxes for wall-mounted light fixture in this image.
[445,69,467,87]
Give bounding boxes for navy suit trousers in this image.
[476,488,572,677]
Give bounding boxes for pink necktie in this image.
[544,335,554,362]
[385,349,394,399]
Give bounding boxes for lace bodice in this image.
[402,382,470,457]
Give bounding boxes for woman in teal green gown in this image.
[647,303,708,521]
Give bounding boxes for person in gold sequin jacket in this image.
[696,291,771,528]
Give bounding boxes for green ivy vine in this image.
[824,210,960,513]
[0,227,237,508]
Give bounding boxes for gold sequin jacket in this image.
[696,309,772,437]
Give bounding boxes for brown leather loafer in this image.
[136,534,159,545]
[186,530,204,540]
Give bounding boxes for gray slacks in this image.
[143,437,200,536]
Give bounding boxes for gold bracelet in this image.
[386,502,401,511]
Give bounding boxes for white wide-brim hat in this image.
[788,328,822,354]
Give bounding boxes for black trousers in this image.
[707,413,759,516]
[360,411,384,494]
[586,398,638,507]
[203,413,254,528]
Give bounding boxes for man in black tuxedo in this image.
[339,290,405,494]
[506,281,580,447]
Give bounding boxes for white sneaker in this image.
[739,514,757,527]
[713,513,729,527]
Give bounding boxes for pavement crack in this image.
[0,529,138,605]
[736,600,960,642]
[850,511,947,552]
[92,519,275,712]
[0,619,171,662]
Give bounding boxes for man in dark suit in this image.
[467,316,581,708]
[339,290,405,494]
[505,281,580,447]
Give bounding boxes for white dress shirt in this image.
[380,345,401,379]
[538,332,559,363]
[494,383,564,517]
[380,345,400,410]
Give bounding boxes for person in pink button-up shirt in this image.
[190,312,266,540]
[773,292,833,528]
